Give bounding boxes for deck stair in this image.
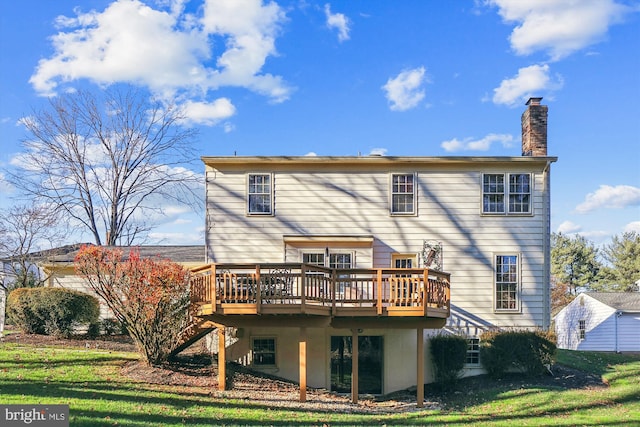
[170,317,217,358]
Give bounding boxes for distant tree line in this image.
[551,231,640,311]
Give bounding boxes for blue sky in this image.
[1,0,639,247]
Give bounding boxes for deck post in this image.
[299,327,307,402]
[255,264,261,312]
[351,328,359,404]
[417,327,424,408]
[218,326,226,391]
[376,269,383,315]
[331,269,337,315]
[423,269,429,316]
[211,264,217,310]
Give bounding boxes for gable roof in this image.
[34,244,205,265]
[585,292,640,313]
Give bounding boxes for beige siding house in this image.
[191,98,556,401]
[42,246,205,319]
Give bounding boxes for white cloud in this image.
[625,221,640,233]
[148,229,204,245]
[201,0,292,102]
[557,220,582,234]
[579,230,611,242]
[555,221,614,243]
[382,67,427,111]
[492,64,563,107]
[0,171,13,194]
[180,98,236,126]
[369,148,387,156]
[223,122,235,133]
[160,204,193,217]
[324,4,351,42]
[488,0,631,60]
[575,185,640,214]
[29,0,292,115]
[441,133,513,152]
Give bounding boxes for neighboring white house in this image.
[192,97,556,399]
[555,292,640,352]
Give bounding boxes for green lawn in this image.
[1,340,639,426]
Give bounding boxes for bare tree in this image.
[8,87,201,245]
[0,203,67,288]
[0,203,67,332]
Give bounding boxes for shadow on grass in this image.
[3,344,640,426]
[1,377,373,417]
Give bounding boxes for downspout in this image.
[615,311,622,353]
[542,160,552,330]
[205,168,212,264]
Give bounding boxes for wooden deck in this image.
[189,263,450,326]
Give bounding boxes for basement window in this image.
[465,337,480,365]
[252,337,276,366]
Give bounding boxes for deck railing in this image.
[190,263,450,317]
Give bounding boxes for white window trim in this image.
[481,173,533,216]
[247,173,274,216]
[389,172,417,216]
[391,253,417,269]
[328,251,355,268]
[578,319,586,340]
[302,251,326,267]
[493,253,522,313]
[251,336,277,367]
[465,337,481,366]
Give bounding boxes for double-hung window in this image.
[303,253,325,266]
[252,337,276,366]
[578,320,586,340]
[390,173,416,215]
[330,253,352,296]
[482,173,531,215]
[247,173,272,215]
[495,254,519,311]
[465,337,480,365]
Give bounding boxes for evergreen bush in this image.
[6,288,44,334]
[480,329,556,378]
[100,318,122,336]
[7,287,100,337]
[429,334,468,388]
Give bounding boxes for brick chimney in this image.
[521,97,548,156]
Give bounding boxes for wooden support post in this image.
[255,264,261,312]
[299,327,307,402]
[351,329,359,404]
[417,327,424,408]
[211,264,217,309]
[376,269,383,315]
[218,327,226,391]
